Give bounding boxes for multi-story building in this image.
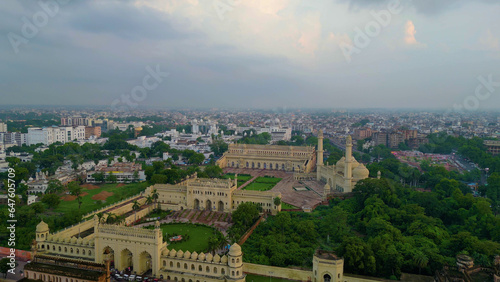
[0,132,28,146]
[28,126,86,146]
[86,162,146,183]
[484,140,500,155]
[0,122,7,132]
[353,128,373,140]
[155,174,281,214]
[85,126,102,138]
[217,143,316,173]
[61,117,93,127]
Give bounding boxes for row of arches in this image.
[193,199,225,211]
[39,244,92,256]
[27,272,81,282]
[103,246,152,274]
[163,260,228,275]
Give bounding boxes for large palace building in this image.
[216,144,316,173]
[155,173,282,215]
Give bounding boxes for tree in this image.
[92,172,106,184]
[133,171,140,183]
[68,181,83,214]
[0,257,16,278]
[146,195,153,205]
[274,197,281,207]
[188,153,205,165]
[46,179,63,194]
[106,172,117,183]
[132,200,141,224]
[31,202,45,213]
[152,189,159,205]
[210,139,229,156]
[42,193,61,209]
[413,251,429,274]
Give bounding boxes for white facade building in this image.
[0,123,7,132]
[28,126,86,146]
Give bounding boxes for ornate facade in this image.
[34,217,245,282]
[316,133,369,193]
[156,173,282,215]
[217,144,316,173]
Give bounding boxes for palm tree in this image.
[413,251,428,274]
[146,195,153,205]
[152,189,159,207]
[132,200,141,224]
[97,212,105,224]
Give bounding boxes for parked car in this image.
[136,276,143,281]
[129,275,136,281]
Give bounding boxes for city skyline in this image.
[2,0,500,109]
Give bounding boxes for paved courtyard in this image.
[224,168,325,210]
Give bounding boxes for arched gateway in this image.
[94,216,166,277]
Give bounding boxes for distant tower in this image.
[317,130,324,167]
[377,171,381,179]
[344,136,353,191]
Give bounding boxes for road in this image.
[0,256,28,281]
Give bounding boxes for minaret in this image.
[317,130,324,166]
[344,135,353,192]
[316,130,324,180]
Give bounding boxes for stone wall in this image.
[243,263,312,281]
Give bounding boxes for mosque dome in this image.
[353,164,370,179]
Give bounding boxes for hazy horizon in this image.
[2,0,500,109]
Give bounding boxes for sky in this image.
[1,0,500,110]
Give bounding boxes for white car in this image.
[129,275,136,281]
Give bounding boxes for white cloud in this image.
[404,20,426,47]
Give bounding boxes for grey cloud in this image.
[339,0,499,15]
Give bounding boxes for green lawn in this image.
[281,202,299,209]
[243,177,282,191]
[53,182,149,214]
[146,223,222,253]
[246,274,299,282]
[223,173,253,186]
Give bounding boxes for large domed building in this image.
[316,133,370,193]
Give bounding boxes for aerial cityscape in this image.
[1,1,500,282]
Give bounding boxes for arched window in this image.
[177,262,181,268]
[221,269,225,275]
[163,260,166,267]
[82,250,85,255]
[76,248,79,254]
[237,271,239,276]
[214,267,217,274]
[88,251,91,256]
[184,263,188,269]
[232,258,235,263]
[64,247,67,253]
[323,274,331,282]
[206,266,210,273]
[236,258,239,263]
[70,248,73,254]
[232,271,235,276]
[53,246,55,251]
[191,264,195,270]
[170,261,173,267]
[199,265,202,271]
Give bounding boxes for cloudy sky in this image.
[1,0,500,109]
